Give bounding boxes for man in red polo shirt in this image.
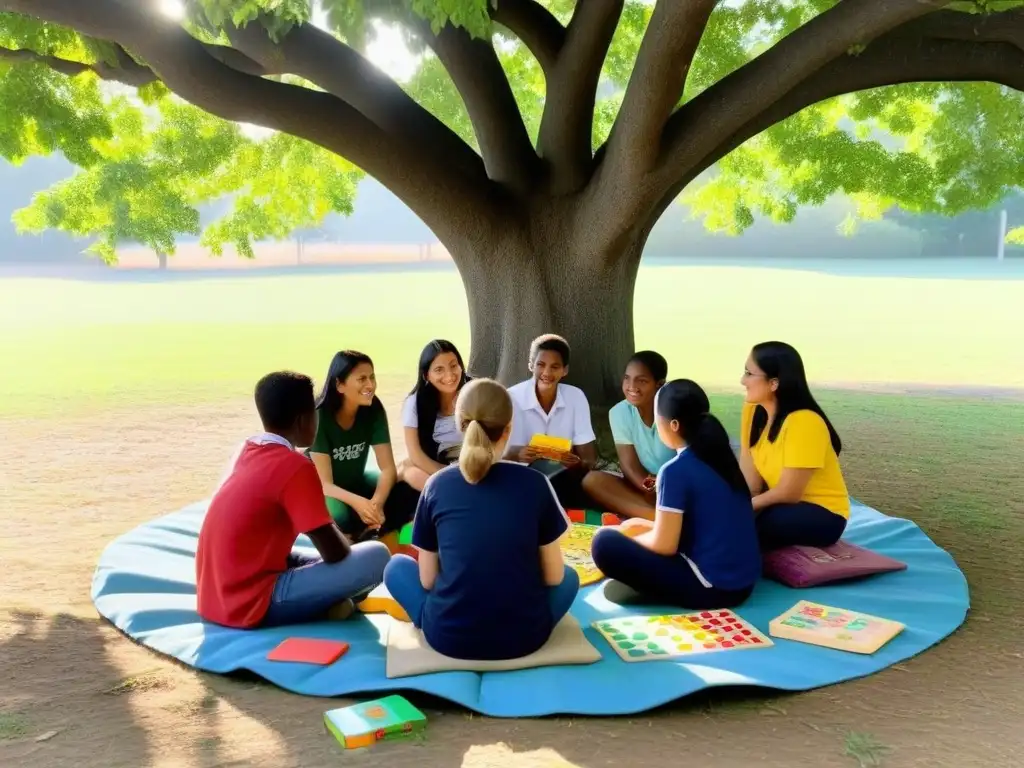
[196,370,391,628]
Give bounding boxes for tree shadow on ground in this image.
[0,611,154,768]
[197,673,778,768]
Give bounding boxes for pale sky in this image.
[159,0,421,82]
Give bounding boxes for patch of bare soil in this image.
[1,399,1022,768]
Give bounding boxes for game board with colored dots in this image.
[768,600,905,654]
[592,610,774,662]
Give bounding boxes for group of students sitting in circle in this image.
[195,334,850,662]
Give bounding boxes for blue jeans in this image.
[755,502,847,552]
[382,555,579,629]
[260,542,391,627]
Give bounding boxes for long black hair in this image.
[656,379,748,494]
[409,339,470,460]
[747,341,841,455]
[315,349,383,414]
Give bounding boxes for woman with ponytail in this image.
[591,379,761,609]
[382,378,580,661]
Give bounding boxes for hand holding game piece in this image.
[518,445,540,463]
[560,452,581,468]
[641,475,656,493]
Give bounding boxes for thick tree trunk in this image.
[452,216,647,410]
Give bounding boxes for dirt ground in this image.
[2,396,1022,768]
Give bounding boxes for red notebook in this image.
[267,638,350,665]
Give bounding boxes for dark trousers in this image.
[755,501,847,552]
[332,481,419,541]
[531,460,593,509]
[591,528,754,610]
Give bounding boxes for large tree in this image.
[1,0,1023,404]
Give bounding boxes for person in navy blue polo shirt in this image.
[591,379,761,608]
[383,378,580,661]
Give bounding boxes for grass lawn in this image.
[1,261,1022,415]
[2,260,1023,767]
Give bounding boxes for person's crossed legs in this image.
[260,541,391,627]
[591,528,752,610]
[383,555,580,629]
[755,502,847,552]
[581,470,656,521]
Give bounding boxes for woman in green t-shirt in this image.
[309,350,415,539]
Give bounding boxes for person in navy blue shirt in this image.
[383,378,580,661]
[591,379,761,608]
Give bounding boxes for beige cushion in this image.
[385,615,601,679]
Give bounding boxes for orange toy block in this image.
[529,434,573,461]
[357,585,411,622]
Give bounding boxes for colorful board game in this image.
[593,610,774,662]
[561,523,603,586]
[566,509,621,526]
[769,600,905,654]
[324,695,427,750]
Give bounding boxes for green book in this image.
[323,695,427,750]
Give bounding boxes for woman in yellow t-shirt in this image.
[739,341,850,551]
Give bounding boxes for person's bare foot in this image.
[326,598,356,621]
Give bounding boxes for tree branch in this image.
[225,21,488,185]
[3,0,500,243]
[650,30,1024,228]
[890,8,1024,51]
[491,0,565,74]
[659,0,947,178]
[0,45,156,86]
[410,17,540,193]
[599,0,717,182]
[536,0,623,192]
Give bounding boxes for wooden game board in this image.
[593,610,774,662]
[561,523,603,586]
[769,600,905,654]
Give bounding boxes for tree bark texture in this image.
[450,209,646,406]
[5,1,1024,406]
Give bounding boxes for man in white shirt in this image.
[505,335,598,506]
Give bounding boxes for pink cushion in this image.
[763,540,907,588]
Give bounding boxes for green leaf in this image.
[2,0,1023,257]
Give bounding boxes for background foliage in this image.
[0,1,1022,260]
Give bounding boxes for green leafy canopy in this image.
[0,0,1022,262]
